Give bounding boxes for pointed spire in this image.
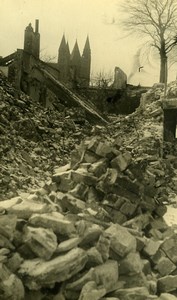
[66,41,70,56]
[59,34,66,51]
[82,36,91,58]
[71,40,81,67]
[58,34,67,64]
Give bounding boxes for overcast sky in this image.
[1,0,177,86]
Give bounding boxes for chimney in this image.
[35,19,39,33]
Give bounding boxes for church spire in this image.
[59,34,66,50]
[82,36,91,58]
[71,40,81,64]
[80,36,91,87]
[58,34,70,82]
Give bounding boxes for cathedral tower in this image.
[57,35,91,87]
[80,36,91,87]
[70,40,81,87]
[58,34,70,82]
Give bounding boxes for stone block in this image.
[58,177,75,192]
[87,247,103,266]
[22,226,58,260]
[70,147,84,169]
[155,257,176,276]
[105,224,136,257]
[94,260,119,293]
[158,293,177,300]
[56,237,81,253]
[96,232,111,261]
[0,248,9,263]
[136,236,147,252]
[0,263,24,300]
[100,298,120,300]
[69,183,88,200]
[119,252,143,275]
[111,151,132,172]
[154,205,167,217]
[157,275,177,293]
[150,217,168,232]
[149,228,163,240]
[107,208,127,225]
[53,163,70,174]
[52,169,71,184]
[87,137,100,152]
[83,150,101,164]
[61,193,86,214]
[18,248,88,289]
[123,213,152,231]
[5,252,23,273]
[112,287,149,300]
[8,200,52,219]
[29,211,76,236]
[78,222,103,247]
[150,249,166,265]
[87,186,104,202]
[0,214,17,240]
[66,268,95,291]
[98,168,119,187]
[160,234,177,264]
[0,233,15,250]
[142,259,152,275]
[0,196,22,210]
[78,281,106,300]
[119,272,148,289]
[71,169,97,186]
[88,158,109,178]
[117,176,140,195]
[120,201,137,217]
[52,170,75,192]
[143,239,161,257]
[95,141,115,158]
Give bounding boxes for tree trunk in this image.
[159,51,167,84]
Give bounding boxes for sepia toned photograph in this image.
[1,0,177,299]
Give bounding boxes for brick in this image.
[112,287,149,300]
[18,248,88,289]
[161,234,177,264]
[88,158,108,177]
[143,239,161,257]
[29,211,76,236]
[71,169,97,186]
[111,151,132,172]
[95,141,115,158]
[22,226,57,260]
[157,275,177,293]
[119,252,143,275]
[105,224,136,257]
[155,256,176,276]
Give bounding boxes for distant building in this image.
[24,20,40,59]
[57,34,91,87]
[112,67,127,89]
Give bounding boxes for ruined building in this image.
[0,20,107,124]
[57,35,91,87]
[24,20,40,59]
[0,20,143,116]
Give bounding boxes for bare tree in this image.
[90,70,113,88]
[120,0,177,84]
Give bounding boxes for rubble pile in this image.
[0,71,92,200]
[1,70,177,299]
[0,184,177,299]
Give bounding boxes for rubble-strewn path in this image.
[1,71,177,299]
